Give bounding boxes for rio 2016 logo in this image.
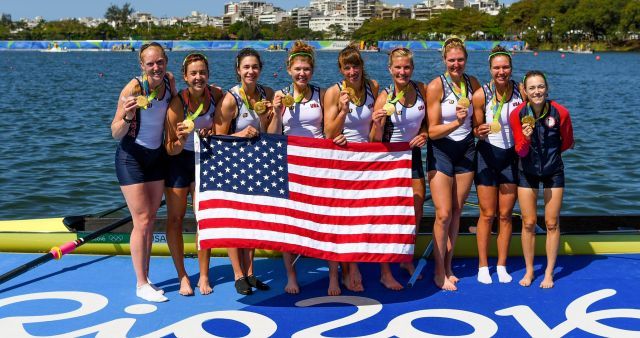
[0,288,638,337]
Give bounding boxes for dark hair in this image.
[139,42,168,63]
[182,53,209,77]
[523,70,548,88]
[235,48,263,81]
[337,44,368,83]
[488,45,512,68]
[442,36,467,59]
[287,40,315,70]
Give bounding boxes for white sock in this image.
[147,278,164,294]
[136,283,168,302]
[497,265,512,283]
[477,266,492,284]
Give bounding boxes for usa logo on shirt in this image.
[310,103,319,108]
[546,116,557,128]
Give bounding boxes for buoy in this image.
[273,72,278,78]
[561,54,565,58]
[534,52,538,56]
[98,72,104,77]
[596,55,601,60]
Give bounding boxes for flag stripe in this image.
[288,154,412,172]
[199,228,414,254]
[198,199,415,225]
[198,220,415,244]
[288,192,413,208]
[289,182,412,200]
[198,191,415,217]
[288,135,411,153]
[288,164,411,181]
[288,173,412,190]
[289,145,412,163]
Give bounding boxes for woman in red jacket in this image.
[509,70,574,288]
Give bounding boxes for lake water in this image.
[0,50,638,220]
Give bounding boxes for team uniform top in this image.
[126,75,172,149]
[481,80,523,149]
[382,81,426,142]
[509,100,574,176]
[282,85,323,138]
[439,73,473,141]
[179,88,217,152]
[228,84,267,134]
[337,80,376,142]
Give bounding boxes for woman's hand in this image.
[272,93,284,115]
[339,90,351,114]
[522,123,533,140]
[236,125,259,138]
[455,104,468,125]
[409,133,428,148]
[121,95,137,120]
[332,134,347,146]
[475,123,491,139]
[371,108,387,129]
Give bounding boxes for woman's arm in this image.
[165,96,188,156]
[110,80,138,141]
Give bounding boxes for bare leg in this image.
[445,172,474,284]
[228,248,245,280]
[197,231,213,295]
[476,184,497,284]
[328,261,341,295]
[283,252,300,294]
[380,263,403,290]
[518,187,538,287]
[347,262,364,291]
[401,178,425,279]
[496,183,516,283]
[540,187,563,289]
[165,186,194,296]
[428,170,456,291]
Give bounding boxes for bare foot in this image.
[179,275,194,296]
[380,274,404,291]
[285,272,300,294]
[434,274,457,291]
[344,264,364,292]
[519,272,534,287]
[539,273,554,289]
[197,276,213,295]
[400,262,422,280]
[328,277,341,296]
[447,275,459,284]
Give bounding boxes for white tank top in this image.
[440,74,473,142]
[383,81,426,142]
[229,84,267,133]
[134,76,171,149]
[339,81,375,142]
[482,80,523,149]
[282,85,323,138]
[182,89,217,152]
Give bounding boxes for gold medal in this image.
[342,81,359,105]
[490,121,501,133]
[457,97,470,108]
[282,94,295,108]
[521,115,535,128]
[383,102,396,116]
[254,100,267,115]
[136,95,149,109]
[182,119,195,133]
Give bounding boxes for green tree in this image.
[327,23,345,39]
[105,3,134,29]
[620,0,640,35]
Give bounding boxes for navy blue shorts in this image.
[115,139,166,186]
[427,133,475,177]
[518,170,565,188]
[412,147,425,179]
[474,141,518,186]
[166,150,195,188]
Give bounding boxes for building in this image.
[308,14,365,35]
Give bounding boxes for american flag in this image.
[195,134,416,262]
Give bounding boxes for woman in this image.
[214,48,280,295]
[471,46,523,284]
[370,47,428,291]
[165,53,223,296]
[323,45,380,293]
[426,37,481,291]
[110,42,177,302]
[509,70,574,288]
[272,41,335,295]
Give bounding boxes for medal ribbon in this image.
[387,84,405,104]
[289,84,307,103]
[526,101,549,123]
[239,85,262,112]
[490,82,508,124]
[184,87,209,121]
[142,74,159,101]
[445,72,466,100]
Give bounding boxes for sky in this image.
[0,0,517,20]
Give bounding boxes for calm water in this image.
[0,50,638,220]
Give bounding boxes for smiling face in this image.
[184,60,209,92]
[139,46,166,84]
[340,63,362,87]
[388,56,413,87]
[288,58,313,86]
[237,55,261,86]
[524,75,548,105]
[490,55,512,87]
[444,47,466,77]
